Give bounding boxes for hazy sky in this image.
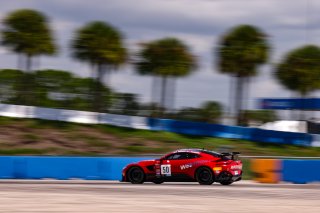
[0,0,318,109]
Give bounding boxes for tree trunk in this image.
[170,77,176,113]
[234,76,244,126]
[151,76,158,104]
[243,77,250,111]
[242,77,251,126]
[92,63,107,123]
[17,54,23,70]
[228,76,234,115]
[26,54,32,72]
[94,63,104,113]
[228,76,235,125]
[299,94,306,121]
[160,76,168,116]
[25,54,33,105]
[290,92,296,120]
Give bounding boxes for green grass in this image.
[97,125,320,156]
[27,119,76,130]
[0,116,320,157]
[23,133,41,142]
[83,136,111,148]
[121,146,170,154]
[0,148,54,155]
[241,159,252,180]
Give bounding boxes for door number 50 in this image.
[161,164,171,176]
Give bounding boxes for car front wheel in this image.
[196,167,214,185]
[153,179,164,184]
[128,167,145,184]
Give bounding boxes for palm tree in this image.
[135,38,196,113]
[71,21,126,112]
[1,9,56,105]
[1,9,56,72]
[216,25,269,125]
[275,45,320,119]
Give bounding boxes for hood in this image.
[138,159,156,165]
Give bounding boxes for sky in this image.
[0,0,318,110]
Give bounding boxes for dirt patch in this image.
[0,119,179,155]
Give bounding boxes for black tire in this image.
[219,171,233,185]
[196,167,214,185]
[153,179,164,184]
[220,181,233,185]
[127,167,145,184]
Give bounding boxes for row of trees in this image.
[0,68,231,123]
[0,69,112,111]
[0,9,316,125]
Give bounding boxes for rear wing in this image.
[221,152,241,160]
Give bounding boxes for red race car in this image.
[122,149,242,185]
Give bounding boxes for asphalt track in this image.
[0,180,319,213]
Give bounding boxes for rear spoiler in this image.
[221,152,241,160]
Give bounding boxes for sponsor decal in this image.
[180,160,210,170]
[231,165,242,170]
[180,164,192,170]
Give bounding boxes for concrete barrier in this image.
[148,118,313,146]
[0,156,153,180]
[251,159,320,184]
[282,160,320,184]
[251,159,281,183]
[1,156,320,183]
[0,103,150,129]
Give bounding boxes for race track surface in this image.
[0,180,319,213]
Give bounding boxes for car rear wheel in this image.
[128,167,145,184]
[196,167,214,185]
[219,172,233,185]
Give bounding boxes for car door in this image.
[161,152,198,180]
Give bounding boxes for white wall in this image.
[0,104,149,130]
[259,120,307,133]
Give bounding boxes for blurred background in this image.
[0,0,319,157]
[0,2,319,212]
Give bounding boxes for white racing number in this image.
[161,164,171,176]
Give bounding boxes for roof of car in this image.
[174,148,202,153]
[174,149,221,156]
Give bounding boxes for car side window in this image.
[187,153,200,159]
[166,153,183,160]
[165,154,174,160]
[166,152,199,160]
